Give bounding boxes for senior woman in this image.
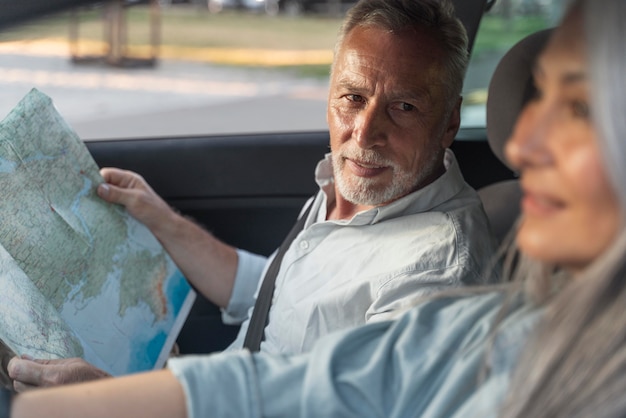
[7,0,626,416]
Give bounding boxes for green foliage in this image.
[0,6,342,50]
[473,15,550,54]
[0,5,550,77]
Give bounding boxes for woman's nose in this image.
[505,101,553,169]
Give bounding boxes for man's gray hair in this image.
[334,0,469,110]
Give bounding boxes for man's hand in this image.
[97,167,240,309]
[97,168,175,235]
[7,356,110,392]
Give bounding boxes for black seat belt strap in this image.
[242,201,314,352]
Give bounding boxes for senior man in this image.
[9,0,496,389]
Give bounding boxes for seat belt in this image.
[243,202,314,352]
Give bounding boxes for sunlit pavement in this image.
[0,38,495,140]
[0,40,331,140]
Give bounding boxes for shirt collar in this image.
[312,149,467,225]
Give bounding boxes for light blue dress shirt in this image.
[169,291,542,417]
[221,150,498,354]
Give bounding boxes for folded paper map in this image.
[0,89,195,383]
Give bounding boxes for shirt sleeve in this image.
[168,292,530,418]
[221,249,268,325]
[366,263,480,323]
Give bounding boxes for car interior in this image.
[2,0,542,355]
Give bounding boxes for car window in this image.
[0,1,565,140]
[461,0,565,129]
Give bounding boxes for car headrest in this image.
[486,29,553,170]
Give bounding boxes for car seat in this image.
[479,28,553,246]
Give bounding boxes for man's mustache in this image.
[338,148,393,168]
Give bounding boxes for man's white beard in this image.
[331,147,440,206]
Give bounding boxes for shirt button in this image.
[299,240,309,250]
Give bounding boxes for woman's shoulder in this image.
[396,289,540,349]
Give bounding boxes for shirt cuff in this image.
[168,351,308,418]
[222,249,268,325]
[168,353,261,418]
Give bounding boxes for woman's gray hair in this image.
[499,1,626,416]
[587,0,626,211]
[333,0,469,112]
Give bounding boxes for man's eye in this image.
[347,94,364,103]
[401,103,415,111]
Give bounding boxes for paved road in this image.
[0,46,330,140]
[0,41,497,141]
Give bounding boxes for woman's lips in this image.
[346,158,389,177]
[521,190,566,217]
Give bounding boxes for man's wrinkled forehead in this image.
[333,25,446,96]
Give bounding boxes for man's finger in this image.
[7,358,44,386]
[100,167,128,185]
[100,167,142,189]
[97,182,141,209]
[13,379,38,393]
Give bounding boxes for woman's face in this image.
[505,12,621,274]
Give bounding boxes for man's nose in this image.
[353,104,388,149]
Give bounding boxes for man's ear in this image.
[440,97,462,149]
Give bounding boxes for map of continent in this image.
[0,89,195,376]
